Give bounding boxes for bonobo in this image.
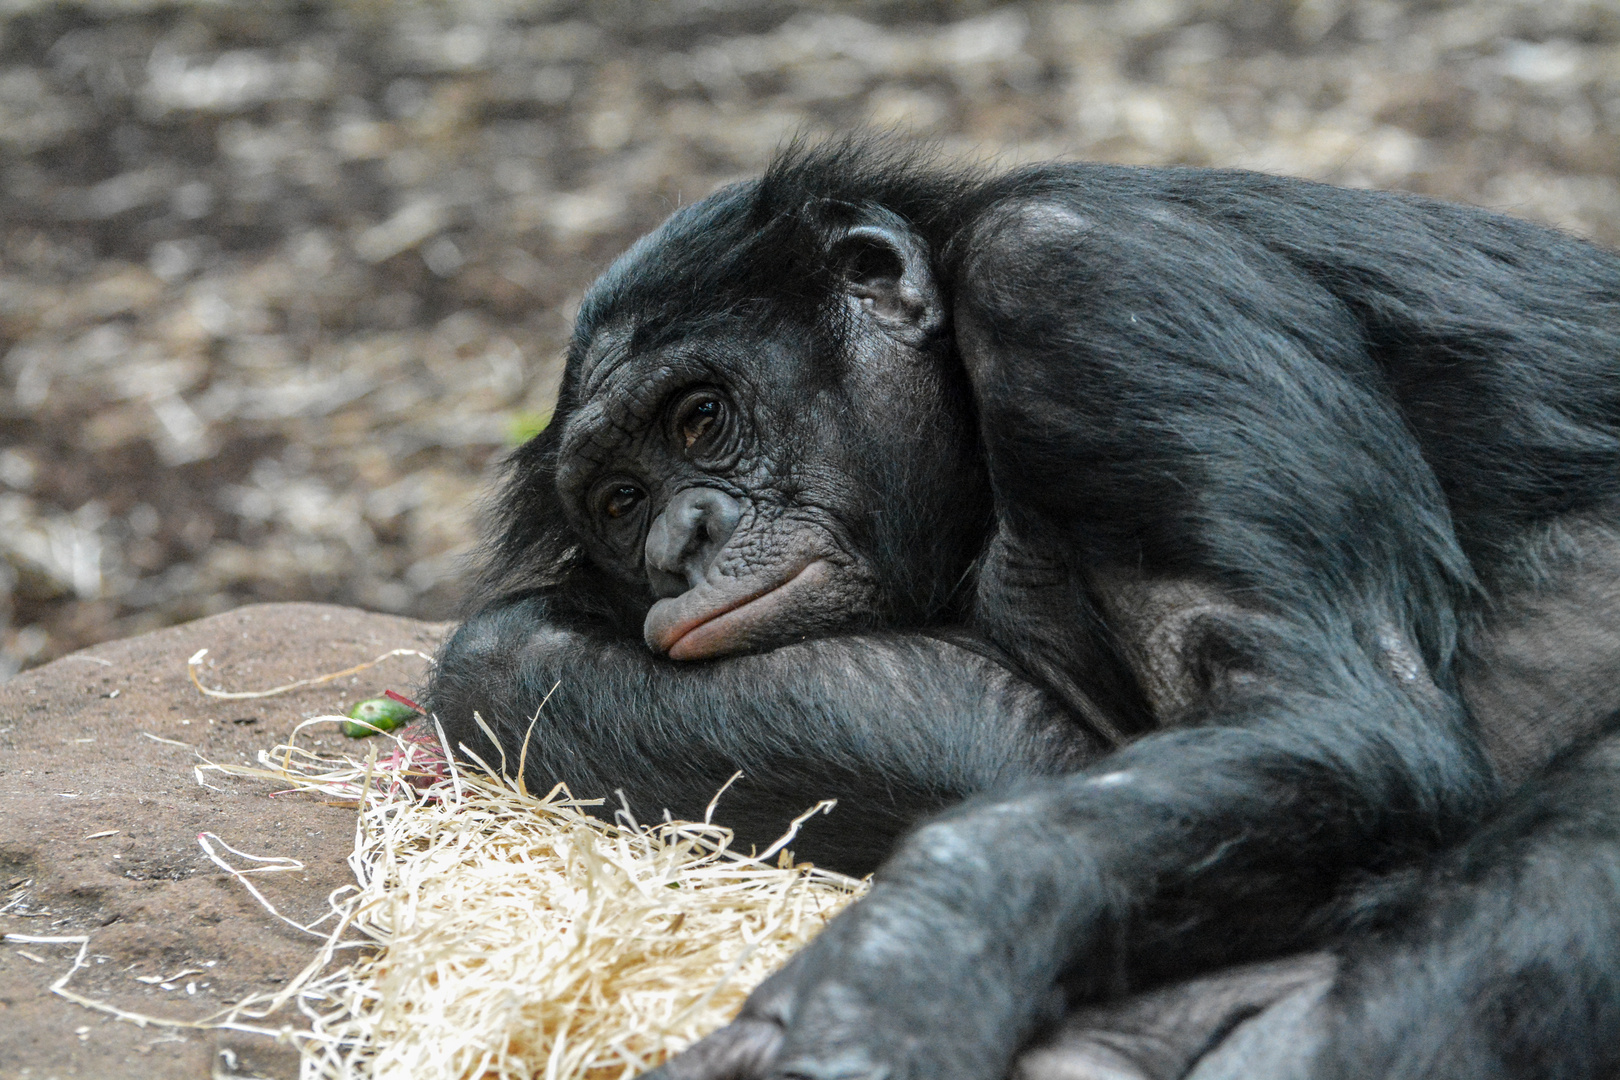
[426,139,1620,1078]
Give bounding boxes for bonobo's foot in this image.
[1018,955,1334,1080]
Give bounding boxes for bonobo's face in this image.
[550,198,988,660]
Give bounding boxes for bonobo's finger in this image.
[645,1018,786,1080]
[1015,954,1336,1080]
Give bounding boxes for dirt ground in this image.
[3,0,1619,676]
[0,603,445,1079]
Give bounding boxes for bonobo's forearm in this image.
[903,669,1492,978]
[424,594,1098,874]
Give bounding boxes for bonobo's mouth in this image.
[645,560,832,661]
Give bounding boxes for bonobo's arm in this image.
[425,591,1098,875]
[654,642,1493,1079]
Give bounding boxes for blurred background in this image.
[1,0,1618,678]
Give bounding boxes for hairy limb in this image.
[658,641,1492,1080]
[1175,722,1620,1080]
[1298,720,1620,1080]
[425,592,1099,875]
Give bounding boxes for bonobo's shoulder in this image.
[959,161,1410,234]
[945,162,1257,269]
[948,158,1609,285]
[978,159,1423,208]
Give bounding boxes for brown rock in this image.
[0,603,448,1079]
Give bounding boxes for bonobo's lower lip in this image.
[648,561,831,660]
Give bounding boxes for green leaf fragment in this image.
[342,696,420,738]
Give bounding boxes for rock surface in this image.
[0,602,446,1079]
[1,602,1341,1080]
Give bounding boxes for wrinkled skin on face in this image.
[550,222,987,660]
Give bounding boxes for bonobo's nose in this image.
[644,487,742,597]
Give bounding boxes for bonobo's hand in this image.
[647,865,1070,1080]
[645,782,1097,1080]
[652,920,1336,1080]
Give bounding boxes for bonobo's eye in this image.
[671,389,728,454]
[600,484,644,521]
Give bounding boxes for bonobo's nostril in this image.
[644,487,743,594]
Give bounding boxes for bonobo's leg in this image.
[653,198,1503,1078]
[1173,720,1620,1080]
[425,593,1098,876]
[1307,719,1620,1079]
[1022,720,1620,1080]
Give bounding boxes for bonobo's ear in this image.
[827,218,943,347]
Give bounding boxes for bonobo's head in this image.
[484,143,992,659]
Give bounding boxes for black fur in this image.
[426,137,1620,1078]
